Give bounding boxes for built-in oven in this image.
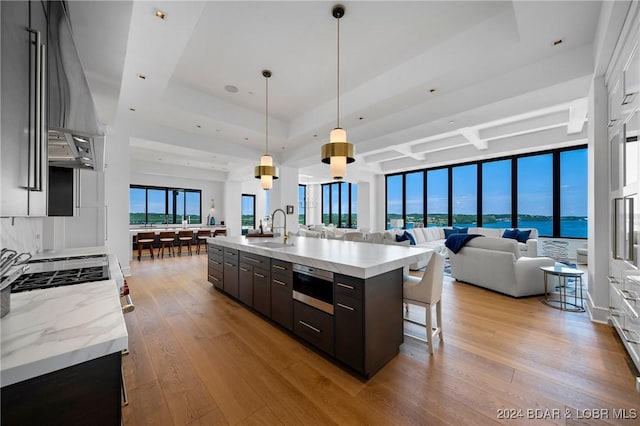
[292,264,334,315]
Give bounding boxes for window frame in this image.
[320,182,358,228]
[129,185,202,225]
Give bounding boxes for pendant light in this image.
[255,69,279,190]
[321,4,355,181]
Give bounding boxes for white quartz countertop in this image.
[208,235,432,279]
[1,280,128,387]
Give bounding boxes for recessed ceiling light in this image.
[196,125,201,128]
[129,108,136,111]
[248,91,254,95]
[359,117,364,120]
[155,10,166,20]
[225,85,239,93]
[552,39,563,46]
[449,120,455,124]
[313,134,317,138]
[429,88,437,93]
[244,137,249,141]
[137,74,146,80]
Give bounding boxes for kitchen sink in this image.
[249,241,294,249]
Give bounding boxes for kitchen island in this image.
[1,252,128,425]
[208,235,432,378]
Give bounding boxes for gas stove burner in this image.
[28,254,107,264]
[11,265,109,293]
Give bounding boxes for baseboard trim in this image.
[586,292,610,324]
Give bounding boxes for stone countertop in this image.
[208,235,432,279]
[0,280,128,387]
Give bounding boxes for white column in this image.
[104,128,131,275]
[223,181,242,236]
[587,75,611,322]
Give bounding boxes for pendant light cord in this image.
[336,14,340,129]
[265,74,269,155]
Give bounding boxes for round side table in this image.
[540,265,585,312]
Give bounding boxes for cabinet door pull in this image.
[299,320,321,333]
[620,289,639,301]
[254,272,265,278]
[273,264,286,270]
[273,279,287,286]
[224,262,234,267]
[337,282,355,290]
[337,302,355,311]
[609,306,622,317]
[239,267,249,272]
[209,275,220,282]
[620,327,640,345]
[245,257,261,264]
[210,260,221,265]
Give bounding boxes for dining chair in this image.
[177,230,194,256]
[136,232,155,261]
[157,231,175,258]
[196,229,211,254]
[403,251,445,355]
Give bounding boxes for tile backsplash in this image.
[0,217,44,254]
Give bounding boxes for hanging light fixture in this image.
[321,4,355,181]
[255,69,279,190]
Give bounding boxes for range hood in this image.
[47,1,102,169]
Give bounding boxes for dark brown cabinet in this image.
[237,252,270,316]
[223,248,239,298]
[334,270,403,377]
[293,300,334,356]
[271,259,293,330]
[208,244,223,290]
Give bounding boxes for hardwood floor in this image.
[122,253,640,425]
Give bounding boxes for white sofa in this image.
[382,226,539,270]
[448,236,555,297]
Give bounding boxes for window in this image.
[322,185,330,225]
[452,164,477,226]
[482,160,511,229]
[560,149,588,238]
[385,145,587,238]
[386,175,403,229]
[321,182,358,228]
[298,185,306,225]
[517,154,553,236]
[426,169,448,227]
[405,171,424,228]
[241,194,255,235]
[129,185,201,225]
[265,190,271,220]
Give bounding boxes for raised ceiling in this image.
[68,1,602,183]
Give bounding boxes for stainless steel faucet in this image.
[271,208,288,244]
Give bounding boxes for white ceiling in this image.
[68,1,602,184]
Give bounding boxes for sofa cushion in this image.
[396,232,412,244]
[465,236,521,258]
[502,228,532,243]
[469,227,502,237]
[367,232,384,244]
[409,228,427,244]
[404,231,416,245]
[424,227,444,241]
[454,227,468,234]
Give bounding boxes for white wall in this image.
[0,217,43,254]
[224,181,242,236]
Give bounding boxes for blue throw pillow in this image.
[443,228,457,238]
[516,229,531,243]
[395,233,410,243]
[403,231,416,245]
[453,227,468,234]
[502,228,519,240]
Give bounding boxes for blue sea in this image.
[453,220,587,238]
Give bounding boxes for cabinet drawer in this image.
[271,259,293,275]
[208,268,223,290]
[209,245,224,256]
[238,263,253,306]
[208,257,223,272]
[224,248,238,258]
[335,274,363,300]
[240,252,269,267]
[293,301,334,355]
